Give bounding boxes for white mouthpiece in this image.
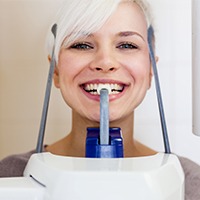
[97,84,112,95]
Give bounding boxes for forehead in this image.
[104,2,147,31]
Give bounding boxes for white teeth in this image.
[97,84,112,95]
[84,83,124,95]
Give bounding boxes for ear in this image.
[48,55,51,62]
[48,55,60,88]
[148,56,159,89]
[155,56,159,63]
[53,66,60,88]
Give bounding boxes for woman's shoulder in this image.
[0,150,35,177]
[178,156,200,200]
[179,156,200,172]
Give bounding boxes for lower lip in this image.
[80,87,126,102]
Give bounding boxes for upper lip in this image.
[79,79,129,86]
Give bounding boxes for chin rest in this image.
[0,152,184,200]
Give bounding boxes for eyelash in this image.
[70,43,93,50]
[117,42,138,49]
[69,42,138,50]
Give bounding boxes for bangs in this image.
[54,0,121,62]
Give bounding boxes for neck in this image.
[46,110,156,157]
[70,110,135,154]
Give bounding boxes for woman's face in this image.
[54,2,152,123]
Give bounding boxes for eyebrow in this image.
[79,31,145,42]
[118,31,145,41]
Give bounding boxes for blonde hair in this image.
[46,0,153,63]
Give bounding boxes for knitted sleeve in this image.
[179,157,200,200]
[0,150,35,177]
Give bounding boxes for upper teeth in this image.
[84,83,123,95]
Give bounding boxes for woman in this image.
[0,0,200,199]
[45,0,155,158]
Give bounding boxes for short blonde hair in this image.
[46,0,153,63]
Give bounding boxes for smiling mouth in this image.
[81,83,125,95]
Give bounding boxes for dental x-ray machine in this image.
[0,19,186,199]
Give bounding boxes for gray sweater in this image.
[0,151,200,200]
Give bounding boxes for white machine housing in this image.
[192,0,200,136]
[0,152,184,200]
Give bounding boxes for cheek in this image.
[126,58,151,82]
[58,51,91,81]
[58,55,77,78]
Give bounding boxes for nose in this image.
[89,48,120,73]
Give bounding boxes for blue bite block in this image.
[85,127,124,158]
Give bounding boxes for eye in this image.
[70,42,93,50]
[117,42,138,49]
